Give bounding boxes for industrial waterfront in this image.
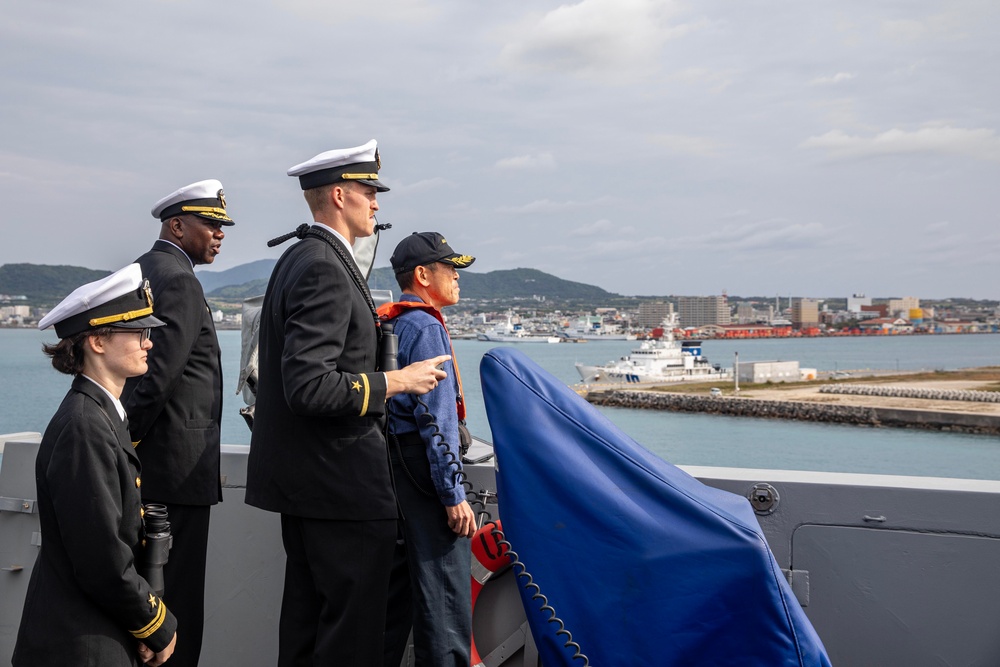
[2,329,997,481]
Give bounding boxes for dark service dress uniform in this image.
[246,226,396,666]
[13,376,177,666]
[122,239,224,666]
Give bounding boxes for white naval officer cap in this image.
[151,179,235,225]
[38,264,166,339]
[287,139,390,192]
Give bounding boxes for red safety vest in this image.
[377,300,466,421]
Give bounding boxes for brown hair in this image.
[303,183,336,215]
[43,327,115,376]
[395,269,416,293]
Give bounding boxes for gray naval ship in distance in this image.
[3,246,1000,664]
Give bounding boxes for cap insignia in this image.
[141,279,154,309]
[375,148,381,170]
[217,188,227,210]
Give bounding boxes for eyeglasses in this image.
[111,328,152,344]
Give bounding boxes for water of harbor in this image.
[1,329,998,480]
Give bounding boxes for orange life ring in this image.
[470,520,510,666]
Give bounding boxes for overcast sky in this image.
[2,0,997,299]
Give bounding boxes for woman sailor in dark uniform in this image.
[13,264,178,666]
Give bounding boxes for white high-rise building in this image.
[678,295,730,328]
[847,293,872,314]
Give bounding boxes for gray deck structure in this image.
[3,434,1000,665]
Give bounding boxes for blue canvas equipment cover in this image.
[480,348,831,667]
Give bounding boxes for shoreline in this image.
[583,369,1000,436]
[3,324,1000,337]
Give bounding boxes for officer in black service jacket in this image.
[14,264,178,667]
[122,179,234,667]
[246,139,450,666]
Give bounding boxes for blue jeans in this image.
[384,442,472,667]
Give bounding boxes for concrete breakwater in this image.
[819,384,1000,403]
[586,390,1000,436]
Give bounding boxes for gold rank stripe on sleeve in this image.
[130,597,167,639]
[358,373,371,417]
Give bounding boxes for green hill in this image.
[0,264,110,302]
[2,262,615,305]
[197,259,276,294]
[368,267,615,301]
[206,278,270,300]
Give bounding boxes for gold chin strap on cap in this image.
[88,279,155,327]
[340,173,380,181]
[89,306,154,327]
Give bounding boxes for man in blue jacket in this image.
[378,232,477,667]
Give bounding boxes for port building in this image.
[791,298,820,330]
[737,360,801,384]
[847,293,871,313]
[637,301,674,329]
[678,295,731,328]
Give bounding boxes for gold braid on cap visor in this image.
[89,280,155,327]
[181,205,232,221]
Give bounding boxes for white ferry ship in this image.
[476,313,560,343]
[576,314,731,383]
[558,314,637,341]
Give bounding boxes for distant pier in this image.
[584,373,1000,436]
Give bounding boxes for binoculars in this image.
[138,503,172,597]
[379,321,399,372]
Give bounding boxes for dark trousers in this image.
[279,514,396,667]
[383,446,472,667]
[158,503,211,667]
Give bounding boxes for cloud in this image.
[570,218,637,237]
[799,126,1000,161]
[687,218,835,252]
[495,152,556,170]
[390,176,457,196]
[496,197,612,214]
[881,13,963,42]
[809,72,856,86]
[910,225,999,268]
[535,234,670,272]
[650,133,722,158]
[671,67,735,94]
[279,0,442,24]
[498,0,690,80]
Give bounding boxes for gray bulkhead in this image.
[3,435,1000,665]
